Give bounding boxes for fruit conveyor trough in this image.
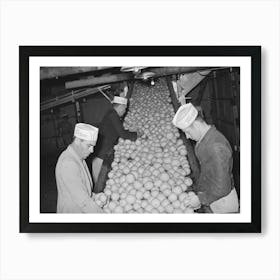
[92,78,201,213]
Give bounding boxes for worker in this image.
[172,103,239,213]
[92,96,142,193]
[55,123,103,213]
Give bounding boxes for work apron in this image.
[210,188,239,213]
[92,157,104,184]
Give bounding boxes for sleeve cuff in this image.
[81,198,102,213]
[197,192,210,206]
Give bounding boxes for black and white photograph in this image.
[40,66,241,215]
[19,46,260,233]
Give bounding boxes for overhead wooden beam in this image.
[40,66,118,80]
[148,67,213,76]
[65,67,214,90]
[65,73,133,89]
[40,67,100,80]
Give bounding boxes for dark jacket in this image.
[94,109,137,159]
[194,126,234,206]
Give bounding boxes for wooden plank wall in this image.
[40,82,126,157]
[40,103,76,157]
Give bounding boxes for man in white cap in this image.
[55,123,103,213]
[172,103,239,213]
[92,96,142,193]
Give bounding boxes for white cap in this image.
[172,103,198,130]
[74,123,99,142]
[113,96,128,105]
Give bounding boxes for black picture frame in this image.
[20,46,261,233]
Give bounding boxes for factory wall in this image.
[40,92,115,157]
[40,103,76,157]
[40,80,133,158]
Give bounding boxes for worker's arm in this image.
[111,111,137,141]
[196,143,233,206]
[59,159,103,213]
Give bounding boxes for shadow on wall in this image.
[40,153,59,213]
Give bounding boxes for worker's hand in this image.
[183,193,201,209]
[94,205,104,213]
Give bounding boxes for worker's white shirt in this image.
[196,125,211,147]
